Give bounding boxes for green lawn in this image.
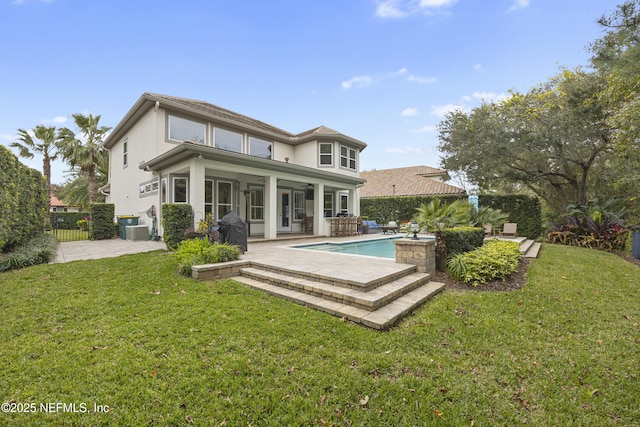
[45,229,90,242]
[1,244,638,426]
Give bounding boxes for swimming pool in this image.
[296,236,433,259]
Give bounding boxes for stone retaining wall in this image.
[394,238,436,276]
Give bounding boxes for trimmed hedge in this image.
[361,195,466,223]
[0,145,47,252]
[162,204,194,250]
[361,194,542,239]
[478,195,542,239]
[90,204,115,240]
[440,226,485,255]
[50,212,90,230]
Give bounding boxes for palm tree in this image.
[10,125,60,222]
[58,114,111,203]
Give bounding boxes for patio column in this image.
[189,157,205,227]
[314,182,324,236]
[264,175,277,239]
[349,187,359,216]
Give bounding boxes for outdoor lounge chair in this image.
[484,224,493,237]
[500,222,518,238]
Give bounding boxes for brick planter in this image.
[394,238,436,276]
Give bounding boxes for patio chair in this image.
[500,222,518,238]
[484,224,493,237]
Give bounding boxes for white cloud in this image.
[472,91,509,103]
[376,0,458,19]
[508,0,530,12]
[430,103,466,117]
[0,133,15,142]
[392,67,408,77]
[412,125,437,133]
[375,0,407,18]
[401,107,418,116]
[408,75,437,84]
[473,63,485,71]
[341,75,374,90]
[43,115,68,124]
[384,146,423,154]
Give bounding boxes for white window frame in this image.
[323,193,334,218]
[293,191,305,220]
[123,138,128,168]
[340,193,348,215]
[319,142,333,166]
[217,180,233,219]
[205,179,214,216]
[214,128,243,153]
[340,145,357,171]
[173,177,188,203]
[249,136,273,159]
[168,115,206,144]
[250,186,264,221]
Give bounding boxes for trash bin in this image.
[218,210,247,253]
[117,216,139,240]
[633,231,640,259]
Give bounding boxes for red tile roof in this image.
[360,166,465,198]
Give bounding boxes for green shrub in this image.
[0,234,57,272]
[0,145,47,252]
[361,195,466,224]
[50,212,90,230]
[174,238,241,276]
[440,226,485,255]
[89,203,115,240]
[446,239,521,286]
[478,194,542,239]
[162,204,194,250]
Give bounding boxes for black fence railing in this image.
[48,213,90,242]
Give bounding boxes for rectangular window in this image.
[168,115,206,144]
[249,137,272,159]
[319,142,333,166]
[340,194,348,214]
[173,177,188,203]
[205,179,214,216]
[217,181,233,219]
[214,128,243,153]
[161,179,167,204]
[250,186,264,221]
[293,191,305,220]
[323,193,333,217]
[340,145,357,170]
[123,138,128,167]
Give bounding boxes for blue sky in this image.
[0,0,618,185]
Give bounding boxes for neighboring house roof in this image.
[103,93,367,150]
[360,166,466,198]
[50,195,67,207]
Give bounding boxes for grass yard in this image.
[45,229,90,242]
[1,244,638,426]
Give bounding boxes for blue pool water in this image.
[297,237,433,259]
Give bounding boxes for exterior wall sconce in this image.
[410,219,420,240]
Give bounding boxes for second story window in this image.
[214,128,243,153]
[168,115,206,144]
[319,142,333,166]
[249,137,272,159]
[340,145,357,171]
[123,138,128,167]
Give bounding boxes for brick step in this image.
[232,275,446,330]
[240,267,431,311]
[248,261,416,292]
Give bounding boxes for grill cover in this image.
[218,210,247,253]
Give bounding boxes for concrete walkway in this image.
[52,238,167,263]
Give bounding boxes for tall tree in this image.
[438,69,612,217]
[10,125,60,222]
[58,114,111,203]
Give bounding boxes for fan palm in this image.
[58,114,111,203]
[10,125,61,221]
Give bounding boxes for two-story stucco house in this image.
[102,93,366,239]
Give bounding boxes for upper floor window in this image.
[249,137,272,159]
[319,142,333,166]
[168,115,206,144]
[214,128,243,153]
[123,138,128,167]
[340,145,357,171]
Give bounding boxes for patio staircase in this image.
[230,262,445,330]
[500,236,541,258]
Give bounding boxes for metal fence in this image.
[48,214,90,242]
